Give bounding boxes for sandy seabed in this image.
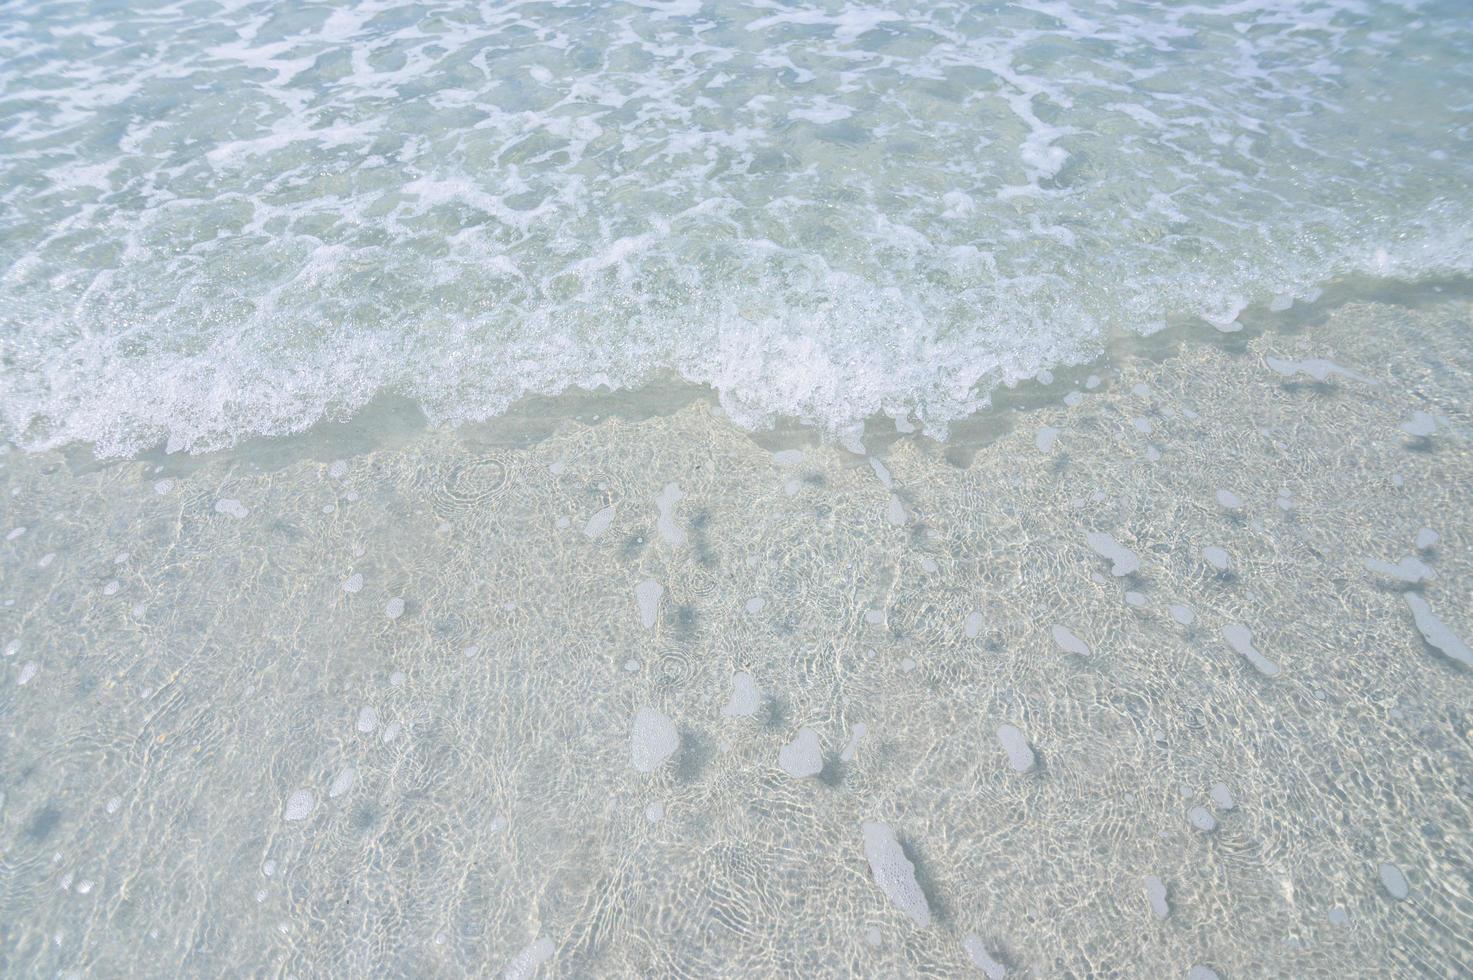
[2,295,1472,978]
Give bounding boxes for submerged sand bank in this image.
[2,296,1471,977]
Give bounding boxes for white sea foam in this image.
[2,0,1469,456]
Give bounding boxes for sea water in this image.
[3,0,1472,454]
[3,1,1473,978]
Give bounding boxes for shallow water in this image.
[4,0,1473,454]
[3,294,1472,977]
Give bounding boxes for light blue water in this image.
[2,0,1471,456]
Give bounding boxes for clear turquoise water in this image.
[3,0,1472,454]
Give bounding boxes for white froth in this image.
[778,728,824,778]
[634,579,663,630]
[1202,546,1230,572]
[1378,862,1409,900]
[630,707,678,773]
[1143,875,1170,919]
[1086,533,1139,577]
[654,483,684,547]
[997,724,1036,772]
[1052,625,1090,657]
[1223,623,1280,677]
[328,767,355,799]
[283,790,314,822]
[860,822,930,928]
[963,935,1008,978]
[1404,594,1472,668]
[1400,411,1436,438]
[722,671,762,718]
[214,499,248,519]
[583,506,616,540]
[1364,555,1434,584]
[502,936,555,980]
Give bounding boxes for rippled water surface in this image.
[3,0,1472,452]
[3,1,1473,977]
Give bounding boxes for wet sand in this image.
[2,295,1472,978]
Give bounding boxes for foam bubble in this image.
[214,499,248,519]
[1052,625,1090,657]
[997,724,1036,772]
[1170,604,1195,626]
[1400,411,1436,438]
[778,728,823,778]
[654,483,684,547]
[283,790,314,822]
[1202,546,1230,572]
[1035,427,1059,453]
[1378,862,1409,900]
[886,495,908,526]
[634,579,663,630]
[583,505,616,539]
[1086,533,1139,576]
[963,935,1007,978]
[385,597,405,619]
[1404,594,1472,668]
[722,671,762,718]
[860,822,930,928]
[1414,527,1439,550]
[840,723,867,763]
[502,936,555,980]
[630,707,678,773]
[1264,356,1374,385]
[1364,555,1434,584]
[1188,806,1217,832]
[328,767,355,799]
[1223,623,1280,676]
[1143,875,1170,919]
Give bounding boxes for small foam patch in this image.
[778,727,823,777]
[1086,532,1139,576]
[1223,623,1280,676]
[283,790,314,821]
[583,505,616,539]
[634,579,663,630]
[1404,594,1472,667]
[997,724,1035,772]
[722,671,761,717]
[861,821,930,927]
[1052,625,1090,656]
[630,707,678,773]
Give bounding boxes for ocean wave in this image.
[2,0,1471,455]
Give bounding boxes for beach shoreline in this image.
[3,293,1471,976]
